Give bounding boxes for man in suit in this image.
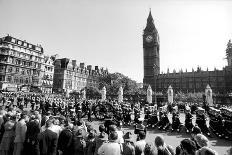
[36,118,58,155]
[13,112,29,155]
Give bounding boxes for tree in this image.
[98,72,143,96]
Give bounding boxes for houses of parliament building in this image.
[143,11,232,94]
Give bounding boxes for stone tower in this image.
[226,39,232,66]
[143,10,160,89]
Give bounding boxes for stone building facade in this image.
[143,12,232,94]
[0,35,45,92]
[53,58,108,93]
[40,56,54,93]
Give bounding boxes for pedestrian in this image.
[57,118,74,155]
[178,139,197,155]
[154,135,175,155]
[0,113,16,155]
[23,115,41,155]
[122,132,135,155]
[70,129,86,155]
[134,131,146,155]
[98,131,122,155]
[36,119,58,155]
[94,125,108,155]
[86,128,97,155]
[13,112,30,155]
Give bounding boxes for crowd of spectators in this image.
[0,105,230,155]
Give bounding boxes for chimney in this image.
[95,66,99,70]
[72,60,77,67]
[87,65,92,70]
[80,63,85,69]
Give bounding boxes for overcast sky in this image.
[0,0,232,82]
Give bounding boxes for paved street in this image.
[85,113,232,155]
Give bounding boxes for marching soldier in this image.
[171,111,182,132]
[31,95,36,110]
[195,107,211,137]
[185,107,193,133]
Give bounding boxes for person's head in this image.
[45,118,54,128]
[195,134,209,148]
[180,139,197,155]
[99,124,105,133]
[123,132,133,142]
[191,126,201,138]
[144,142,156,155]
[155,135,164,148]
[137,131,146,141]
[21,113,30,122]
[109,131,118,141]
[109,124,117,133]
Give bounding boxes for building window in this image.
[8,67,12,73]
[14,77,18,83]
[18,40,22,45]
[20,78,23,83]
[21,69,25,75]
[16,68,19,73]
[11,38,16,43]
[7,76,11,82]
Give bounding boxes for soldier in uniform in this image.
[31,95,36,110]
[171,111,182,132]
[185,107,194,133]
[75,100,82,120]
[123,104,132,125]
[221,108,232,140]
[195,107,211,137]
[134,118,146,136]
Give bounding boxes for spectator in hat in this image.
[13,112,30,155]
[122,132,135,155]
[98,131,122,155]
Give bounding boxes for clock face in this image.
[146,35,153,43]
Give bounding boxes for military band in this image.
[0,92,232,140]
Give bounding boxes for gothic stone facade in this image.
[143,12,232,94]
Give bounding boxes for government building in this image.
[53,58,108,93]
[143,11,232,94]
[0,35,109,94]
[0,35,48,92]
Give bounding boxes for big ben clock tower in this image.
[143,10,160,90]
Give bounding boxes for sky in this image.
[0,0,232,83]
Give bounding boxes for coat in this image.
[36,129,58,155]
[57,128,73,155]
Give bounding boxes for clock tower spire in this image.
[143,10,160,90]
